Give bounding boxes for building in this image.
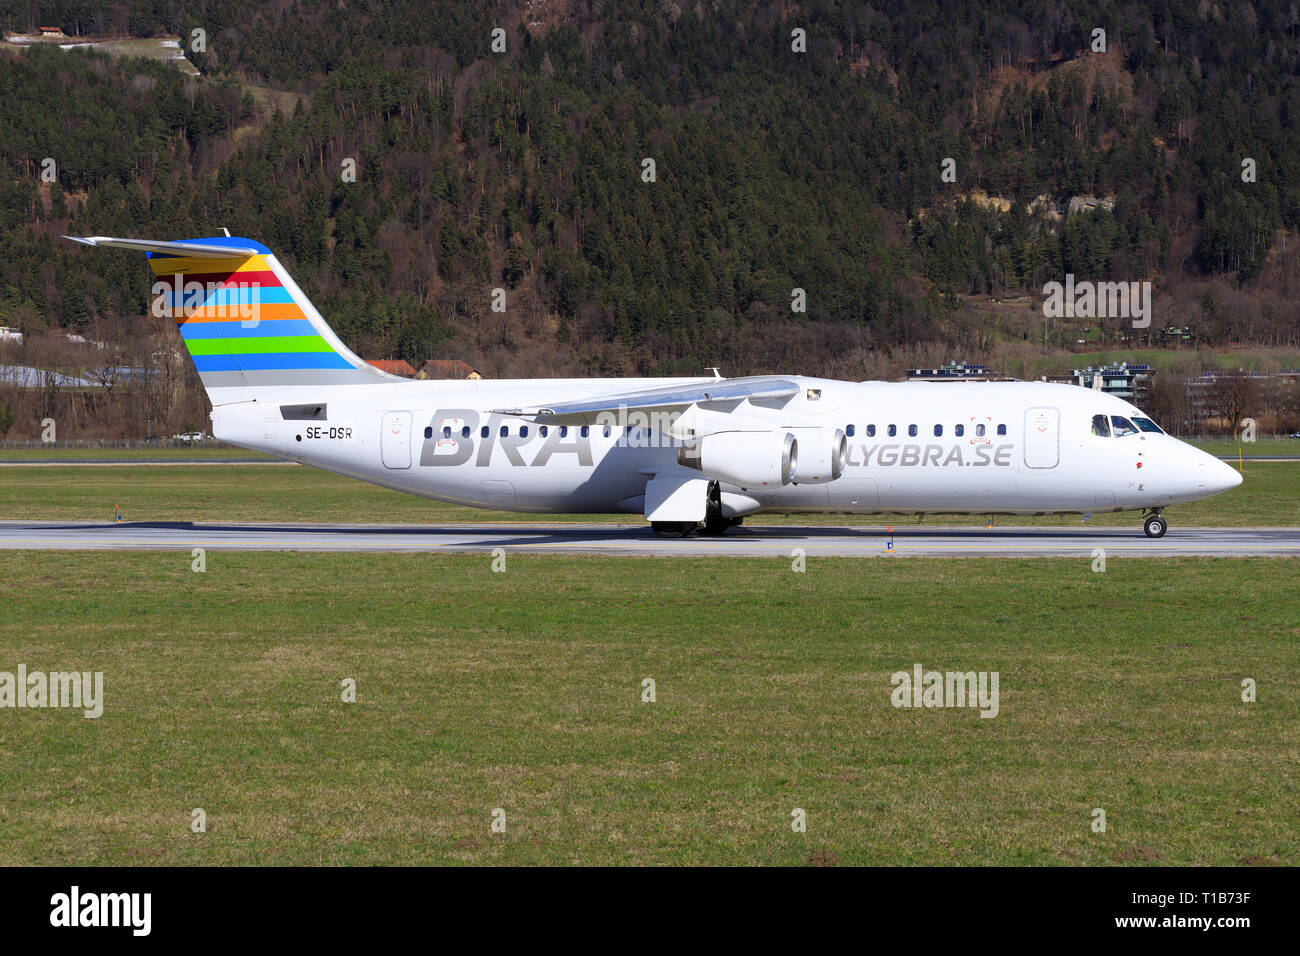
[0,365,98,388]
[1186,369,1275,424]
[1158,326,1195,345]
[1054,363,1153,404]
[906,362,992,381]
[416,359,481,380]
[365,359,416,377]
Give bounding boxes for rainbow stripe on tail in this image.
[65,235,391,394]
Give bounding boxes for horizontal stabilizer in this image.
[63,236,263,259]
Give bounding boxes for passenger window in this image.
[442,426,451,438]
[1091,414,1111,437]
[955,424,964,437]
[887,425,897,437]
[846,424,855,437]
[866,424,876,437]
[1111,416,1138,437]
[500,426,509,437]
[480,426,489,439]
[520,426,529,438]
[1132,416,1163,434]
[908,424,918,437]
[997,424,1006,436]
[976,424,985,437]
[539,425,548,438]
[603,425,611,438]
[560,426,568,438]
[581,426,590,438]
[933,424,943,437]
[424,426,433,439]
[461,426,470,438]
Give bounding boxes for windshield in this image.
[1131,416,1163,434]
[1110,416,1138,437]
[1091,414,1111,437]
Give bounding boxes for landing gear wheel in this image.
[1143,513,1167,538]
[651,521,695,538]
[696,480,731,536]
[698,515,744,536]
[697,515,729,536]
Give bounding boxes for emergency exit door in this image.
[1023,407,1059,469]
[381,411,412,469]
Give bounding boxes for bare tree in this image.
[1205,373,1262,438]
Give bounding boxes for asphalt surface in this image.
[0,520,1296,557]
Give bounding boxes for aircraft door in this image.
[1023,407,1060,469]
[381,411,413,469]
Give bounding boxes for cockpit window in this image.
[1091,414,1111,437]
[1132,416,1163,434]
[1110,416,1138,437]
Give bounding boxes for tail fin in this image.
[65,235,392,401]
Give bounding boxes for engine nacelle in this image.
[789,427,847,484]
[677,430,796,489]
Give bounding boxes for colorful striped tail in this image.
[65,235,392,397]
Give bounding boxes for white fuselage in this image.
[210,377,1242,517]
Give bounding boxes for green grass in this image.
[0,459,1294,527]
[1187,438,1300,458]
[1020,348,1300,377]
[0,447,269,461]
[0,552,1294,865]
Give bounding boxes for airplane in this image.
[66,234,1243,539]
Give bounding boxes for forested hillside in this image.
[2,0,1299,390]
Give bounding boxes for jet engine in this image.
[677,430,797,489]
[789,427,847,484]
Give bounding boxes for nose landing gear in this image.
[1142,509,1167,538]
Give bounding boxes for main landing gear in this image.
[651,481,743,538]
[651,516,744,538]
[1142,509,1167,538]
[651,521,695,538]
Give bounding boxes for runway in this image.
[0,520,1296,557]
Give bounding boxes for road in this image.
[0,521,1297,557]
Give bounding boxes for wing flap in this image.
[497,375,801,424]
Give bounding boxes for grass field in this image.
[0,459,1294,527]
[0,447,268,461]
[0,552,1294,865]
[1187,438,1300,458]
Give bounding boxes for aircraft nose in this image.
[1194,449,1243,494]
[1215,457,1244,491]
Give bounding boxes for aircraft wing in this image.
[63,236,262,259]
[496,375,802,424]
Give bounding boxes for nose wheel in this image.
[1142,511,1167,538]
